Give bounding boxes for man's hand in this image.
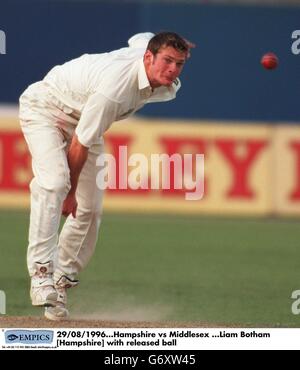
[62,192,78,218]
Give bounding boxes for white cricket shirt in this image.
[42,33,181,148]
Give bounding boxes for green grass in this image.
[1,210,300,327]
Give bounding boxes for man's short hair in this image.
[147,32,189,57]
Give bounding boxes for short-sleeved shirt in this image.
[42,33,181,148]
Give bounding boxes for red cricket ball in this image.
[261,52,278,70]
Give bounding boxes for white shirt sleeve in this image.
[75,92,120,148]
[128,32,154,49]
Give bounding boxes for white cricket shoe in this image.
[30,262,57,307]
[44,303,69,321]
[44,275,79,321]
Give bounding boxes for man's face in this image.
[144,46,186,88]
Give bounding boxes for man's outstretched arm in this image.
[62,135,88,218]
[128,32,154,49]
[63,93,119,218]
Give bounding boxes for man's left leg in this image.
[45,142,104,321]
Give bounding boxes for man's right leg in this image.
[21,121,71,307]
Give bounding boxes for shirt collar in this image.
[138,58,151,91]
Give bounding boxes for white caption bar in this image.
[1,328,300,350]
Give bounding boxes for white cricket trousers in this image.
[19,84,104,282]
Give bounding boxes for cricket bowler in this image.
[19,31,192,320]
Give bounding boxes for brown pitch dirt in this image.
[0,316,229,328]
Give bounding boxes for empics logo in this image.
[5,330,54,344]
[0,30,6,54]
[0,290,6,314]
[291,30,300,55]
